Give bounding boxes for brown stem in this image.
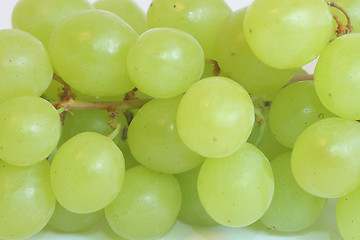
[51,98,151,112]
[328,1,353,37]
[286,74,314,86]
[53,73,74,101]
[205,59,221,76]
[124,88,138,101]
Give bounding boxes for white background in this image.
[0,0,336,240]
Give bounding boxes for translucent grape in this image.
[0,29,53,104]
[216,8,297,98]
[0,96,61,166]
[49,10,137,97]
[175,165,218,226]
[128,97,204,174]
[336,187,360,240]
[105,165,182,239]
[48,202,104,233]
[177,76,254,157]
[147,0,231,59]
[51,132,125,214]
[314,33,360,120]
[261,152,327,232]
[244,0,333,69]
[292,118,360,198]
[12,0,93,48]
[127,28,204,98]
[0,160,55,240]
[197,143,274,227]
[269,81,334,148]
[93,0,147,34]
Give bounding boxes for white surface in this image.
[0,0,337,240]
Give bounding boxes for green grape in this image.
[216,8,297,98]
[105,165,182,240]
[177,76,254,158]
[0,96,61,166]
[128,96,204,174]
[175,165,218,226]
[93,0,147,34]
[147,0,231,59]
[198,143,274,227]
[0,160,55,240]
[314,34,360,120]
[12,0,92,48]
[269,81,334,148]
[51,132,125,214]
[292,118,360,198]
[243,0,333,69]
[331,0,360,34]
[44,80,63,101]
[336,187,360,240]
[49,10,137,97]
[260,152,327,232]
[0,29,53,104]
[48,202,104,233]
[127,28,204,98]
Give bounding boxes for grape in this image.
[105,165,182,240]
[49,10,137,97]
[147,0,231,59]
[197,143,274,227]
[292,118,360,198]
[50,132,125,214]
[43,80,63,101]
[0,29,53,104]
[243,0,333,69]
[48,202,104,233]
[127,28,204,98]
[260,152,327,232]
[314,33,360,120]
[12,0,92,48]
[336,187,360,240]
[127,96,204,174]
[175,165,218,226]
[0,96,61,166]
[0,160,55,240]
[177,76,254,157]
[216,8,298,98]
[93,0,147,34]
[269,81,334,148]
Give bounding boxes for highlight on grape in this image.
[0,0,359,239]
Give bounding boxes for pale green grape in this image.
[49,10,137,97]
[269,81,334,148]
[177,76,254,158]
[0,96,61,166]
[128,96,203,174]
[261,152,327,232]
[331,0,360,34]
[44,80,63,101]
[147,0,231,59]
[93,0,147,34]
[198,143,274,227]
[12,0,92,48]
[0,160,55,240]
[105,165,182,239]
[244,0,333,69]
[292,118,360,198]
[127,28,204,98]
[48,202,104,232]
[336,187,360,240]
[216,8,297,98]
[0,29,53,104]
[314,34,360,120]
[51,132,125,214]
[175,165,218,226]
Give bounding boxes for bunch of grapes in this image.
[0,0,360,239]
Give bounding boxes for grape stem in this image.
[252,106,267,146]
[205,59,221,76]
[327,1,353,37]
[107,122,121,141]
[53,73,74,101]
[287,74,314,85]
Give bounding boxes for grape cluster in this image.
[0,0,360,240]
